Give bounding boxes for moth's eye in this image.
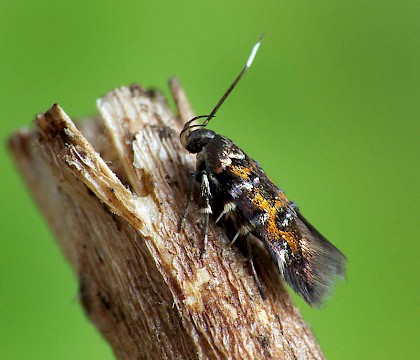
[185,129,215,154]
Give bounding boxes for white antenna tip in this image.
[246,40,261,68]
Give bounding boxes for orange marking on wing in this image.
[279,231,299,253]
[252,192,299,253]
[230,165,252,180]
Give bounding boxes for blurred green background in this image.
[1,1,418,359]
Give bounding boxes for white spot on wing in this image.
[277,250,287,277]
[281,211,293,227]
[228,151,245,160]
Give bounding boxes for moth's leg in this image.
[179,171,199,232]
[215,201,236,224]
[231,223,254,245]
[231,213,266,245]
[247,236,267,300]
[199,170,212,257]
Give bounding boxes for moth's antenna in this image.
[202,34,263,127]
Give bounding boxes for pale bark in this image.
[8,79,325,359]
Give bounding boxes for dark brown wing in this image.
[260,212,346,306]
[205,135,346,306]
[225,156,346,306]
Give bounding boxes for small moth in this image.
[179,36,346,306]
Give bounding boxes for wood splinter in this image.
[8,79,325,359]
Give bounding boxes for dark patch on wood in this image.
[157,126,175,140]
[79,273,93,315]
[99,290,112,312]
[111,212,123,231]
[138,168,154,196]
[258,334,272,358]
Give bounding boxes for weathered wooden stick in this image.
[8,80,325,359]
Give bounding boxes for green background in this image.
[1,1,418,359]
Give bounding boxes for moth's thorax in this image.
[198,134,246,174]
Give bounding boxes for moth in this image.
[179,36,346,306]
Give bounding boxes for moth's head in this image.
[180,116,215,154]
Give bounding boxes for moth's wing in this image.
[221,147,346,306]
[297,211,346,279]
[263,212,346,307]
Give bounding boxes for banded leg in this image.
[231,212,267,245]
[247,237,267,300]
[215,201,236,224]
[199,170,212,257]
[179,171,199,232]
[231,223,254,245]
